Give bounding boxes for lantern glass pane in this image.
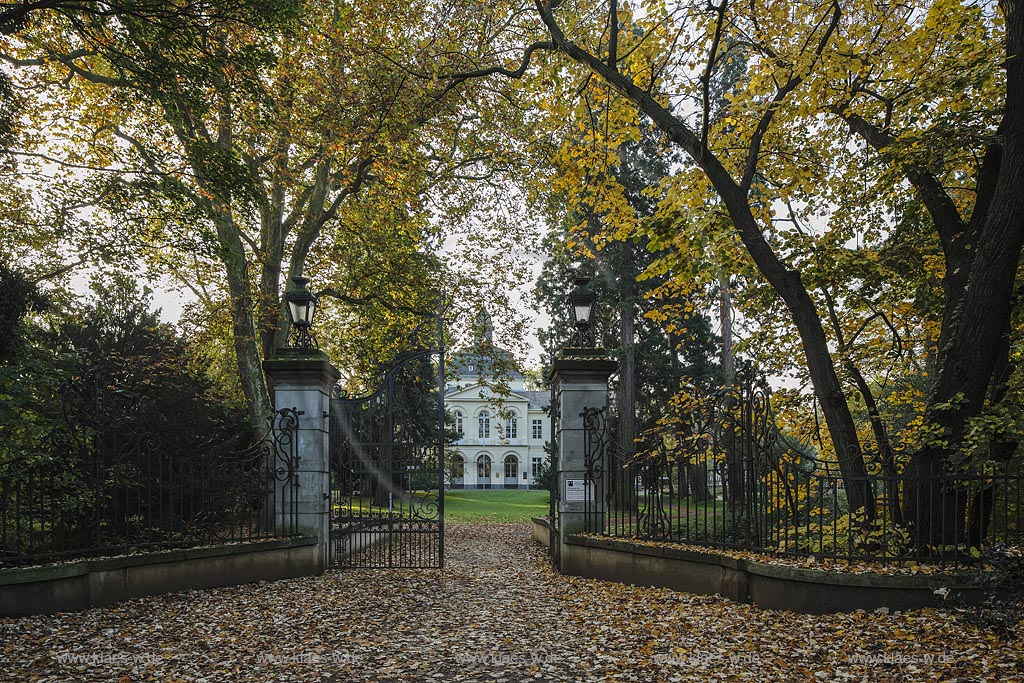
[305,297,317,323]
[287,299,307,325]
[574,302,592,323]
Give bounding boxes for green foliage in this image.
[0,264,47,363]
[0,274,247,468]
[445,448,466,488]
[531,456,554,491]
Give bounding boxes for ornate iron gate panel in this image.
[329,348,445,568]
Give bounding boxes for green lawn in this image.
[443,489,550,523]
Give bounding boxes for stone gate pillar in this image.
[263,349,339,572]
[550,349,617,567]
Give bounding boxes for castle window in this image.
[478,410,490,439]
[532,419,543,440]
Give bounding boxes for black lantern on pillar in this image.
[283,275,319,350]
[567,275,598,348]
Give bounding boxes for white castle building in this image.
[445,320,550,489]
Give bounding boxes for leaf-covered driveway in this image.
[1,524,1021,682]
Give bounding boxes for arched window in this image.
[478,410,490,439]
[504,412,518,439]
[477,454,492,478]
[504,454,518,479]
[454,411,464,437]
[452,457,465,478]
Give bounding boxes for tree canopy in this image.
[1,0,537,427]
[2,0,1023,546]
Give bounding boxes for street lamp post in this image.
[283,275,320,350]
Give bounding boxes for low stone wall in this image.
[0,536,320,617]
[555,534,989,614]
[531,516,550,546]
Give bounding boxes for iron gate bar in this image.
[437,318,446,568]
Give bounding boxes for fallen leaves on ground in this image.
[1,524,1021,682]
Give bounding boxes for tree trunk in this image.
[609,244,639,514]
[216,215,277,533]
[719,271,735,382]
[214,211,274,437]
[718,271,743,504]
[618,291,637,453]
[688,462,711,501]
[906,0,1024,550]
[258,247,284,365]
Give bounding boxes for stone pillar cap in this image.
[263,350,341,386]
[549,348,618,382]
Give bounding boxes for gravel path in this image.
[1,524,1022,682]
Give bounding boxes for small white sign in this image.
[563,479,593,502]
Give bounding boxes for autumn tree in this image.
[0,264,47,362]
[505,1,1013,517]
[2,0,535,433]
[480,1,873,514]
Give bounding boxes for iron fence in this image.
[582,372,1023,566]
[0,373,300,567]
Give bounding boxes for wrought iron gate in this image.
[329,348,445,568]
[548,379,560,569]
